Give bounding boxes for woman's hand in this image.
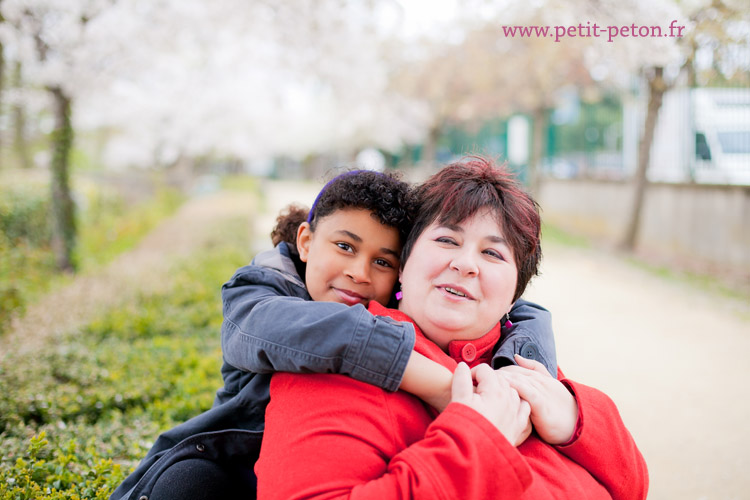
[451,362,531,447]
[500,354,579,445]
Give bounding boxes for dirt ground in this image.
[7,180,750,499]
[524,243,750,500]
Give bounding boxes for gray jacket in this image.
[110,242,556,500]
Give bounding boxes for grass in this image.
[0,243,249,499]
[541,223,590,249]
[0,174,184,335]
[76,187,184,270]
[624,256,750,308]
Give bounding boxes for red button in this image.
[461,343,477,363]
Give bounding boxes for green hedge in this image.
[0,187,52,247]
[0,187,56,333]
[1,432,127,500]
[0,245,248,499]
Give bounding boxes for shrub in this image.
[1,432,127,500]
[0,245,248,499]
[0,187,52,246]
[0,187,56,333]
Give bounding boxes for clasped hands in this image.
[451,355,579,447]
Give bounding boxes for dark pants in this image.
[150,458,256,500]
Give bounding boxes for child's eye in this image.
[336,242,354,253]
[374,258,394,269]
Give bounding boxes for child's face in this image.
[297,208,401,307]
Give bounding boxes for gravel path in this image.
[5,180,748,498]
[524,243,750,500]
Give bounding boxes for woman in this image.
[255,156,648,499]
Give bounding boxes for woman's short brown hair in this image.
[401,156,542,302]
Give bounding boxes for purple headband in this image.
[306,169,380,224]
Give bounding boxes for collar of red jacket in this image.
[368,302,502,369]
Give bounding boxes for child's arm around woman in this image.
[221,247,416,392]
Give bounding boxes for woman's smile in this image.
[436,283,474,301]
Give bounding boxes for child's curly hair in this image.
[270,204,310,247]
[270,170,415,247]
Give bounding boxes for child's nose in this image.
[345,257,371,284]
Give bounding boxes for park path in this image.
[5,180,749,499]
[524,243,750,500]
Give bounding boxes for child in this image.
[110,170,556,500]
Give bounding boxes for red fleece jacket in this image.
[256,303,648,500]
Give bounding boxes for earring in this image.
[504,312,513,329]
[394,281,403,301]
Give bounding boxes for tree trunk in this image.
[421,125,441,168]
[529,107,548,197]
[686,46,697,88]
[12,62,32,169]
[49,85,76,272]
[13,100,31,169]
[0,39,4,168]
[621,67,668,251]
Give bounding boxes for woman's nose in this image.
[450,250,478,277]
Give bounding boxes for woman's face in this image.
[398,209,518,350]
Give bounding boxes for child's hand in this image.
[451,362,531,446]
[500,355,579,445]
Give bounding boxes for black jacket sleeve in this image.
[492,299,558,377]
[221,265,415,392]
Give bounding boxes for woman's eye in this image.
[436,237,457,245]
[483,249,504,261]
[336,242,354,252]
